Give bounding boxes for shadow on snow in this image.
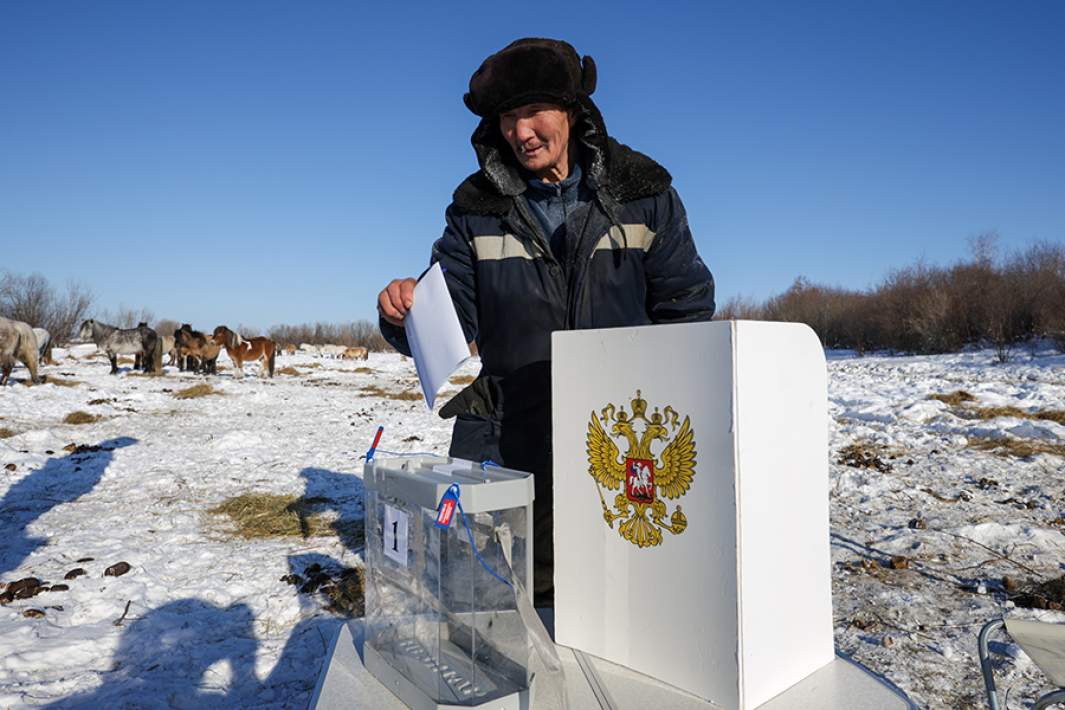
[0,436,137,577]
[43,466,366,708]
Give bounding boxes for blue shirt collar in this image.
[525,161,582,194]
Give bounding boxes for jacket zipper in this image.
[507,198,574,326]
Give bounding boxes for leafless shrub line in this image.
[717,236,1065,358]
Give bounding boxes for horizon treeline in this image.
[6,236,1063,359]
[715,237,1065,360]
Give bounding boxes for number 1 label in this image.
[383,504,409,566]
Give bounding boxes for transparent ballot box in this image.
[364,455,535,710]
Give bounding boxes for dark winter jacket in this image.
[381,95,715,477]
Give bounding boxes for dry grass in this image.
[359,385,423,402]
[928,390,975,406]
[302,362,322,369]
[963,405,1065,425]
[209,493,362,543]
[929,390,1065,425]
[0,427,16,439]
[353,367,372,374]
[276,367,302,376]
[968,436,1065,459]
[449,374,476,385]
[43,376,81,388]
[63,411,100,425]
[117,356,135,365]
[173,383,221,399]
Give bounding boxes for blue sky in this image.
[2,1,1063,330]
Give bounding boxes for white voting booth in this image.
[309,320,912,710]
[553,320,833,709]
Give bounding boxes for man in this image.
[378,38,715,603]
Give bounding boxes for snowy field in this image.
[2,343,1064,708]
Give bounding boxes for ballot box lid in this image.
[364,455,534,513]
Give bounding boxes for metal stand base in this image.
[309,619,915,710]
[364,640,529,710]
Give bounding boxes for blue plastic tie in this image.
[446,483,513,590]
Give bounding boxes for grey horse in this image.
[32,327,52,364]
[79,319,163,375]
[0,316,40,385]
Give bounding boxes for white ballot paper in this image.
[404,262,472,409]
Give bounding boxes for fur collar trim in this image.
[451,96,671,216]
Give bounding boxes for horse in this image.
[0,316,40,385]
[32,327,52,365]
[134,322,149,370]
[319,344,346,359]
[342,346,369,361]
[298,343,319,356]
[173,324,219,374]
[212,326,275,378]
[282,343,297,356]
[162,335,176,366]
[79,319,162,375]
[199,337,222,375]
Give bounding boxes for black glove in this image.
[439,376,499,419]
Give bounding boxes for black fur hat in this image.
[464,38,597,117]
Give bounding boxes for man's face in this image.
[499,103,576,180]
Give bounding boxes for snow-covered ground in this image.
[1,344,1064,708]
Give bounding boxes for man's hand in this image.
[377,278,417,326]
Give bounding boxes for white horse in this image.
[629,462,654,498]
[320,344,347,358]
[32,327,52,364]
[0,316,39,385]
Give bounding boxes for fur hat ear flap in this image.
[463,92,476,113]
[581,55,597,95]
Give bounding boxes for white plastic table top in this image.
[307,619,915,710]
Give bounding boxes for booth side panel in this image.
[552,321,741,707]
[732,321,835,708]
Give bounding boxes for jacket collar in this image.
[452,95,672,216]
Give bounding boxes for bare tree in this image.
[100,305,155,329]
[0,271,94,344]
[713,294,764,321]
[268,320,390,351]
[154,319,182,338]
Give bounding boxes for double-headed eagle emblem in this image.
[586,390,697,548]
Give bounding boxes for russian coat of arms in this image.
[586,390,697,548]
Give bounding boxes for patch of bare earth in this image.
[836,441,896,473]
[281,562,365,617]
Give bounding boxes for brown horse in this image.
[174,324,217,374]
[212,326,275,379]
[342,346,369,361]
